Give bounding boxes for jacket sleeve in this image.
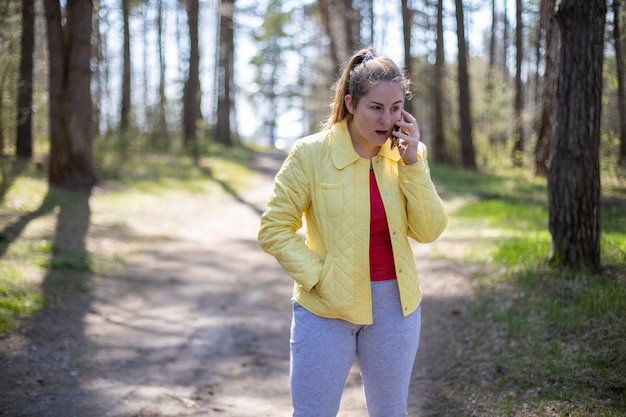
[399,143,448,243]
[258,143,322,291]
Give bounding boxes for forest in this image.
[1,0,624,273]
[0,2,622,257]
[0,0,623,291]
[0,1,625,415]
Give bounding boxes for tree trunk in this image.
[454,0,476,170]
[613,0,626,166]
[156,0,169,145]
[44,0,96,190]
[534,0,560,177]
[368,0,374,47]
[432,0,448,164]
[120,0,131,132]
[318,0,340,71]
[502,0,509,77]
[549,0,606,272]
[215,0,235,147]
[183,0,201,156]
[489,0,496,74]
[341,0,358,56]
[16,0,35,159]
[401,0,414,117]
[511,0,524,166]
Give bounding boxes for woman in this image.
[258,47,448,417]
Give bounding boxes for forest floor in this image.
[0,151,482,417]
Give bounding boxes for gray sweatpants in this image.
[290,279,421,417]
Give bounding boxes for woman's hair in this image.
[324,47,412,129]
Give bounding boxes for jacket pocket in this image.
[313,255,334,298]
[320,183,343,217]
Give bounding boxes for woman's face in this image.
[345,82,405,158]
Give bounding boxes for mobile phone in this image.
[390,102,404,150]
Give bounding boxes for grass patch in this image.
[0,266,43,333]
[433,163,626,416]
[0,142,257,335]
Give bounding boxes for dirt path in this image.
[0,151,475,417]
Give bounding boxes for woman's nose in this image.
[381,110,391,125]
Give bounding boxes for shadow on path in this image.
[0,187,94,416]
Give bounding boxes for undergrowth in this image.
[430,164,626,416]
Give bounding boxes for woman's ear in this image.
[344,95,355,114]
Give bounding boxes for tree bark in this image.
[502,0,509,77]
[432,0,448,164]
[549,0,606,272]
[183,0,201,155]
[511,0,524,166]
[318,0,341,71]
[534,0,560,177]
[156,0,168,145]
[454,0,476,170]
[44,0,96,190]
[342,0,359,56]
[16,0,35,159]
[401,0,414,117]
[120,0,131,132]
[489,0,496,74]
[215,0,235,147]
[613,0,626,166]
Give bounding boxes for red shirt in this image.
[369,170,396,281]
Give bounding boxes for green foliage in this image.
[94,133,256,194]
[432,162,626,416]
[39,249,93,272]
[0,267,43,333]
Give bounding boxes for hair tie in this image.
[363,51,374,63]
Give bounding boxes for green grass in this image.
[0,266,43,333]
[430,164,626,416]
[0,140,256,334]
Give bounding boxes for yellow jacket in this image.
[258,119,448,324]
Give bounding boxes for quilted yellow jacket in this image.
[258,119,448,324]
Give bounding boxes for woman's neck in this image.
[348,122,380,159]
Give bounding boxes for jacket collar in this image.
[330,119,401,169]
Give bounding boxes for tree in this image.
[489,0,497,74]
[548,0,607,272]
[43,0,97,190]
[318,0,341,71]
[613,0,626,166]
[341,0,360,55]
[183,0,201,156]
[502,0,509,77]
[16,0,35,159]
[215,0,235,147]
[511,0,524,166]
[155,0,169,145]
[454,0,476,170]
[120,0,131,132]
[250,0,292,147]
[401,0,414,117]
[432,0,448,164]
[534,0,560,177]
